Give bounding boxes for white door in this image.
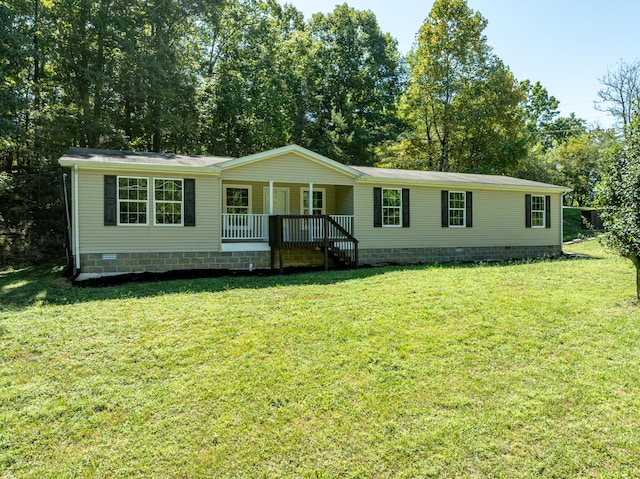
[264,187,290,240]
[264,187,289,214]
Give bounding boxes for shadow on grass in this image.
[0,253,598,312]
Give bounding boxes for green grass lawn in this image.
[2,240,640,478]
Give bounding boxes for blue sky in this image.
[279,0,640,128]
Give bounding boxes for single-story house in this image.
[58,144,571,280]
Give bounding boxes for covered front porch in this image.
[221,180,354,242]
[220,180,357,270]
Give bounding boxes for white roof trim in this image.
[216,144,362,178]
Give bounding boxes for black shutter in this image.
[441,190,449,228]
[373,187,382,227]
[402,188,410,227]
[525,194,532,228]
[184,178,195,226]
[545,195,551,229]
[104,175,117,226]
[465,191,473,228]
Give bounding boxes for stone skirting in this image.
[80,251,271,276]
[358,245,562,266]
[79,247,331,277]
[79,245,560,278]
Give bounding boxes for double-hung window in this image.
[525,194,550,229]
[531,195,545,228]
[301,188,325,215]
[118,177,148,225]
[382,188,402,226]
[448,191,466,227]
[374,187,409,228]
[154,178,183,225]
[225,186,251,214]
[441,190,472,228]
[106,175,194,227]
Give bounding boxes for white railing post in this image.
[222,214,353,243]
[222,214,270,241]
[329,215,353,235]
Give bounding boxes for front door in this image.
[264,187,289,214]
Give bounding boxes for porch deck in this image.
[221,214,357,272]
[222,214,353,242]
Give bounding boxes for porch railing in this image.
[222,213,268,241]
[328,215,353,236]
[269,215,359,271]
[222,214,353,241]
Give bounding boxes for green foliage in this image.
[512,80,606,204]
[521,80,560,134]
[304,5,403,164]
[520,82,587,151]
[562,207,600,241]
[546,134,601,206]
[598,113,640,298]
[519,129,613,207]
[2,242,640,476]
[201,1,403,164]
[0,158,64,265]
[199,0,306,157]
[398,0,527,173]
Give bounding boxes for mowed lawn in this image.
[1,241,639,478]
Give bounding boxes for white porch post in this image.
[269,180,274,215]
[308,182,313,215]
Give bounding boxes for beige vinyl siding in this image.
[221,181,341,214]
[354,183,562,249]
[77,169,220,254]
[221,181,265,214]
[221,153,355,185]
[335,185,354,215]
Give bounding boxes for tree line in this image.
[0,0,636,264]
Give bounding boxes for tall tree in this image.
[0,0,67,265]
[305,4,403,164]
[545,133,602,206]
[596,59,640,128]
[598,111,640,299]
[1,1,25,173]
[401,0,525,173]
[200,0,305,157]
[200,1,402,164]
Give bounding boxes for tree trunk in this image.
[630,255,640,300]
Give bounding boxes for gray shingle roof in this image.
[61,148,233,168]
[59,147,569,191]
[351,166,568,190]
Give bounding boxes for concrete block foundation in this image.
[78,244,561,279]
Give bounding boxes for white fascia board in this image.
[217,144,362,178]
[355,175,572,194]
[58,159,221,176]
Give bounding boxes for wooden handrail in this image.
[269,215,358,271]
[325,215,358,245]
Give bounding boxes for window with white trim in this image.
[118,176,148,225]
[382,188,402,226]
[301,188,325,215]
[224,185,251,214]
[154,178,183,225]
[531,195,545,227]
[449,191,466,227]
